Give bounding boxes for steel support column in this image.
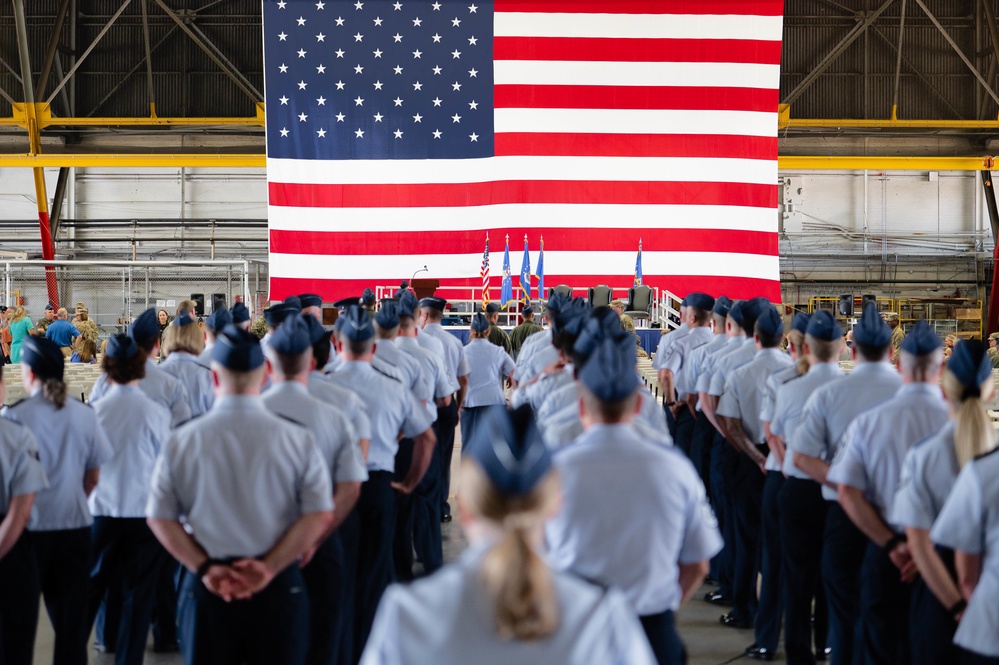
[982,171,999,334]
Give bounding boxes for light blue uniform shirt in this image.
[89,384,171,518]
[708,337,758,397]
[90,358,192,428]
[660,326,713,400]
[361,539,657,665]
[827,383,948,530]
[546,423,721,615]
[539,382,668,450]
[326,361,433,473]
[716,348,793,447]
[397,336,452,421]
[760,363,801,424]
[422,322,470,392]
[308,371,373,442]
[262,381,368,484]
[794,361,902,500]
[196,343,214,366]
[693,335,744,396]
[680,333,728,410]
[146,394,333,559]
[374,337,425,399]
[652,322,688,370]
[931,448,999,657]
[463,339,514,408]
[3,392,112,530]
[771,362,844,479]
[512,328,552,383]
[891,422,960,531]
[159,352,215,419]
[511,365,574,411]
[0,418,48,515]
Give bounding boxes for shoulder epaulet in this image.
[0,413,25,428]
[974,446,999,462]
[69,395,93,408]
[373,366,402,383]
[193,362,211,372]
[2,397,29,411]
[273,412,308,429]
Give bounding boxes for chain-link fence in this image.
[3,260,251,339]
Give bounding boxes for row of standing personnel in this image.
[654,294,999,665]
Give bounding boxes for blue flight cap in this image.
[522,305,535,316]
[806,310,842,341]
[22,336,64,380]
[302,314,329,345]
[360,288,376,305]
[396,290,419,316]
[205,308,232,333]
[728,301,745,327]
[129,308,161,347]
[339,305,375,342]
[283,295,303,310]
[269,312,311,356]
[298,293,323,309]
[263,303,299,328]
[172,311,195,328]
[106,333,139,361]
[680,295,690,307]
[947,339,992,390]
[791,312,810,334]
[552,298,591,336]
[579,335,639,402]
[230,301,250,324]
[374,302,400,329]
[755,305,784,337]
[419,296,446,312]
[685,292,715,311]
[852,302,891,347]
[574,308,626,361]
[484,302,501,314]
[900,319,941,356]
[211,325,265,371]
[741,297,770,330]
[471,312,491,332]
[44,303,55,311]
[546,291,569,313]
[712,296,733,317]
[464,404,553,496]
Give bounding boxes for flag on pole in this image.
[634,238,643,287]
[500,234,513,305]
[263,0,783,302]
[536,236,545,302]
[480,233,491,309]
[519,235,532,304]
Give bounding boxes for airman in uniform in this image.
[483,303,513,355]
[199,308,232,366]
[508,305,543,358]
[34,303,55,335]
[159,312,214,419]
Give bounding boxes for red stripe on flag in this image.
[268,228,777,257]
[494,133,777,159]
[494,1,784,16]
[493,37,781,65]
[269,275,782,304]
[494,84,779,113]
[268,181,778,209]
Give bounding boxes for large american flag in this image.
[265,0,783,301]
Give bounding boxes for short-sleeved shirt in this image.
[397,335,452,421]
[513,328,553,383]
[90,384,172,518]
[463,339,514,408]
[680,333,728,408]
[262,381,368,485]
[546,423,722,614]
[708,337,758,397]
[760,363,801,424]
[794,361,902,500]
[3,392,112,530]
[44,319,80,347]
[422,322,471,390]
[652,323,689,370]
[0,418,48,515]
[716,348,793,446]
[146,394,333,559]
[693,335,743,396]
[771,362,844,479]
[325,361,433,473]
[931,449,999,657]
[541,385,670,450]
[510,365,574,412]
[827,383,949,530]
[660,326,713,400]
[891,422,960,531]
[159,352,215,419]
[90,359,192,428]
[375,337,425,399]
[308,371,373,442]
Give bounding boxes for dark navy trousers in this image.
[857,542,911,665]
[673,405,695,459]
[436,399,458,520]
[32,528,92,665]
[301,534,346,665]
[909,546,959,665]
[639,609,686,665]
[709,432,736,598]
[411,416,444,576]
[821,503,867,665]
[0,527,39,665]
[353,471,396,664]
[730,452,765,625]
[392,438,417,582]
[755,471,785,652]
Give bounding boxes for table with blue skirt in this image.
[444,328,661,355]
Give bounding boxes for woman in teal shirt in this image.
[7,306,34,363]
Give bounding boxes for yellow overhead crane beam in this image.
[0,102,265,128]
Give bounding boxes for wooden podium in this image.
[411,279,440,300]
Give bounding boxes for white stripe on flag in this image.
[494,61,781,90]
[494,12,785,41]
[494,108,777,137]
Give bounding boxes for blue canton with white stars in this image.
[264,0,494,160]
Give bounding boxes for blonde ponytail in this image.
[788,329,810,375]
[942,371,996,468]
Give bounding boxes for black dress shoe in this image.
[719,612,753,629]
[816,647,831,662]
[703,590,733,605]
[745,645,775,661]
[441,513,453,523]
[152,643,180,654]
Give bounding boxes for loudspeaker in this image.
[861,294,877,310]
[190,293,205,317]
[211,294,226,314]
[838,294,854,317]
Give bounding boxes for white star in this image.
[393,97,403,106]
[412,17,422,26]
[317,128,327,137]
[373,16,382,25]
[468,100,478,109]
[451,49,461,59]
[373,112,383,122]
[432,97,442,107]
[335,16,344,25]
[278,63,288,73]
[298,80,308,90]
[370,50,382,60]
[432,33,442,43]
[451,113,461,123]
[297,16,306,26]
[433,129,442,138]
[315,1,325,9]
[279,95,289,104]
[394,129,403,138]
[393,65,403,74]
[468,36,477,45]
[412,49,422,59]
[432,65,442,75]
[468,68,477,77]
[279,127,289,137]
[354,1,363,9]
[412,113,423,122]
[469,132,478,141]
[297,48,307,58]
[355,128,365,137]
[393,1,402,9]
[316,32,325,41]
[298,112,308,122]
[451,17,461,26]
[278,32,288,41]
[373,80,383,90]
[353,32,363,42]
[316,64,326,73]
[393,33,403,42]
[432,1,441,8]
[316,96,326,105]
[468,4,478,12]
[277,0,286,7]
[335,112,345,121]
[451,81,462,91]
[335,48,344,57]
[412,81,423,90]
[335,80,345,90]
[354,64,364,74]
[354,96,364,106]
